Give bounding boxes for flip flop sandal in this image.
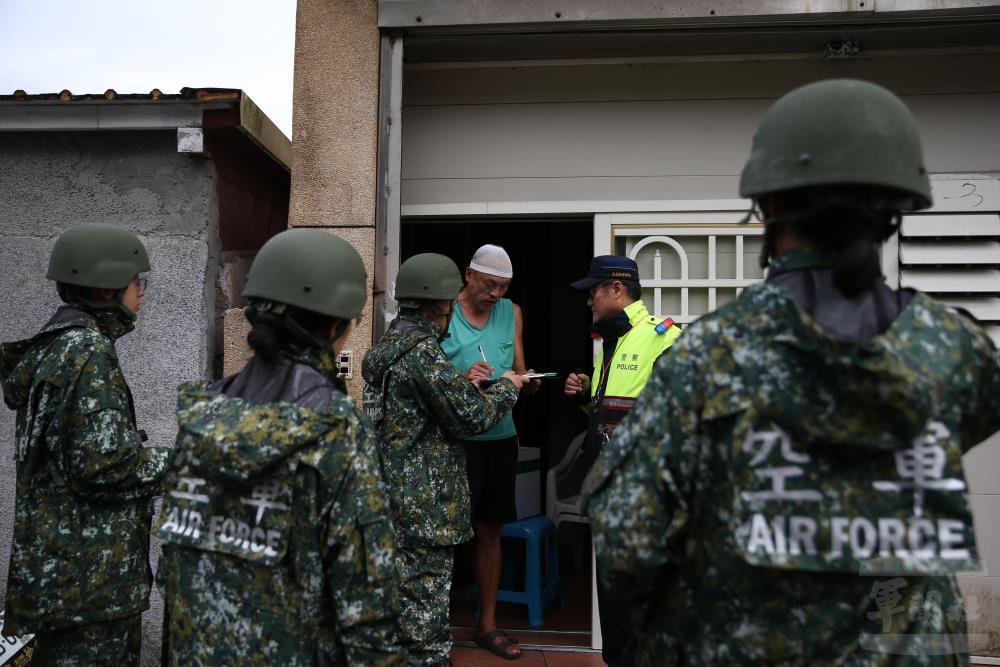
[473,628,521,660]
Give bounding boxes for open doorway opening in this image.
[400,216,596,648]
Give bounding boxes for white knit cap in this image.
[469,244,513,279]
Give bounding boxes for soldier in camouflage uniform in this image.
[0,224,170,665]
[585,79,1000,665]
[156,229,405,665]
[362,253,526,666]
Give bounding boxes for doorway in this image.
[400,216,596,648]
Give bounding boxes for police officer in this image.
[362,253,526,666]
[563,254,681,666]
[157,229,404,665]
[585,79,1000,664]
[1,223,170,664]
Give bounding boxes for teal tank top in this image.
[442,297,517,440]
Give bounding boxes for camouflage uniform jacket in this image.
[157,344,404,666]
[584,263,1000,665]
[0,305,169,635]
[362,310,519,547]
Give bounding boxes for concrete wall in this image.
[0,130,220,666]
[286,0,379,401]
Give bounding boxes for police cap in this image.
[569,255,639,290]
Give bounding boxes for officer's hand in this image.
[466,361,494,384]
[522,368,542,396]
[564,372,590,398]
[501,370,527,390]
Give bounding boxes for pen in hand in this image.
[477,345,492,378]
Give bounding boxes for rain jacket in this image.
[0,305,168,635]
[585,251,1000,665]
[362,309,519,547]
[157,344,404,666]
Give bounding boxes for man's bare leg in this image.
[474,520,520,658]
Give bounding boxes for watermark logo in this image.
[859,571,987,654]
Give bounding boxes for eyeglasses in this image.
[132,277,148,290]
[589,280,615,297]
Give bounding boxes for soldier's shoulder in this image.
[908,292,998,357]
[912,291,988,335]
[682,283,788,340]
[410,334,449,366]
[49,322,109,353]
[299,398,377,473]
[33,326,112,381]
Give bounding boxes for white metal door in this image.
[594,205,765,325]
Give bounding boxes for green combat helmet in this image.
[395,253,463,301]
[739,79,932,212]
[47,223,150,289]
[243,229,367,320]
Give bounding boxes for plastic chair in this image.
[545,430,590,531]
[494,515,563,628]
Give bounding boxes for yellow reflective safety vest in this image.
[590,300,682,433]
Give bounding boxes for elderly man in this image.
[442,244,539,660]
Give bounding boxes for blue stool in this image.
[491,515,563,628]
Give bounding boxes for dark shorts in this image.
[464,435,519,525]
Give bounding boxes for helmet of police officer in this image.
[395,253,463,301]
[243,229,367,320]
[47,223,150,289]
[739,79,932,212]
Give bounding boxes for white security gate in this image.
[595,205,765,324]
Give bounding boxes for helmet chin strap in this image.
[422,299,455,341]
[329,319,352,345]
[57,283,137,323]
[247,299,338,353]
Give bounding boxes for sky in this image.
[0,0,297,137]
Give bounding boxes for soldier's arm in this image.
[409,342,519,440]
[584,353,700,602]
[963,327,1000,448]
[325,421,407,665]
[54,348,168,499]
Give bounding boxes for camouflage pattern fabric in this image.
[157,367,404,666]
[396,546,454,667]
[30,614,141,666]
[0,305,169,637]
[361,309,519,547]
[585,272,1000,665]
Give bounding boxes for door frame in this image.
[391,199,749,649]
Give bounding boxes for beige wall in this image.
[402,53,1000,206]
[224,0,380,401]
[289,0,379,401]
